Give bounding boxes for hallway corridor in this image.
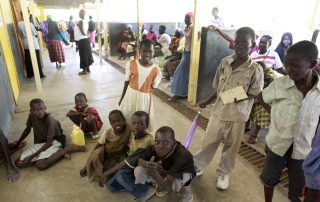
[0,47,288,202]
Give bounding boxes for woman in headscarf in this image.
[74,9,94,75]
[169,12,194,101]
[275,32,293,63]
[47,15,65,69]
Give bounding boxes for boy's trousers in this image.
[193,117,245,176]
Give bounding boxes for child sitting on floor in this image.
[66,92,103,141]
[80,110,132,178]
[13,98,86,170]
[248,61,282,144]
[119,39,162,132]
[98,111,154,191]
[133,126,196,202]
[257,41,320,202]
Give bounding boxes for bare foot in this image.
[80,167,87,177]
[64,144,87,153]
[98,175,109,187]
[7,166,20,183]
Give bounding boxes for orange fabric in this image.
[128,60,159,93]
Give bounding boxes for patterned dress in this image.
[250,69,282,128]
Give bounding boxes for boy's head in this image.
[212,7,219,17]
[154,126,176,157]
[259,35,272,53]
[131,111,149,137]
[285,40,318,82]
[234,27,256,59]
[30,98,46,119]
[159,25,166,35]
[109,110,126,134]
[89,15,92,20]
[75,92,87,110]
[140,39,154,62]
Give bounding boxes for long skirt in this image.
[171,51,191,97]
[69,30,75,42]
[78,38,94,69]
[48,39,65,63]
[24,49,44,78]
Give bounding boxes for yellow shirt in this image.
[211,54,264,122]
[127,133,154,155]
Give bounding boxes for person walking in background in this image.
[169,12,194,101]
[67,15,75,48]
[74,9,94,75]
[47,15,65,69]
[88,15,96,48]
[275,32,293,63]
[18,17,46,78]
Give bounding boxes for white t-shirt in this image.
[74,19,89,41]
[250,49,283,69]
[158,33,171,49]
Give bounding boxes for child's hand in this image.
[234,98,239,103]
[146,156,158,177]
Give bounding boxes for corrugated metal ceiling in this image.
[33,0,96,8]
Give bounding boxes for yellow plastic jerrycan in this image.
[71,125,85,146]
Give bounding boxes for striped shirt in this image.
[262,72,320,159]
[250,49,283,70]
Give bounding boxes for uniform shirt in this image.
[211,54,264,122]
[26,113,64,144]
[18,21,40,50]
[142,142,196,180]
[303,120,320,189]
[263,73,320,159]
[250,49,283,70]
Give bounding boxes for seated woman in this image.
[163,29,185,81]
[80,110,131,178]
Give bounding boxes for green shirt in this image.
[263,72,320,159]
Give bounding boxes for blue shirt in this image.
[18,21,40,50]
[303,119,320,189]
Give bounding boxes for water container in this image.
[71,125,85,146]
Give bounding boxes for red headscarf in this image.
[186,12,194,21]
[79,9,86,18]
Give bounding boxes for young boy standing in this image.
[193,27,264,189]
[13,99,86,170]
[258,41,320,202]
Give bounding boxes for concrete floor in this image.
[0,47,288,202]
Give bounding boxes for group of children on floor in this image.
[1,26,320,202]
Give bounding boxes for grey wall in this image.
[197,28,235,101]
[0,44,15,135]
